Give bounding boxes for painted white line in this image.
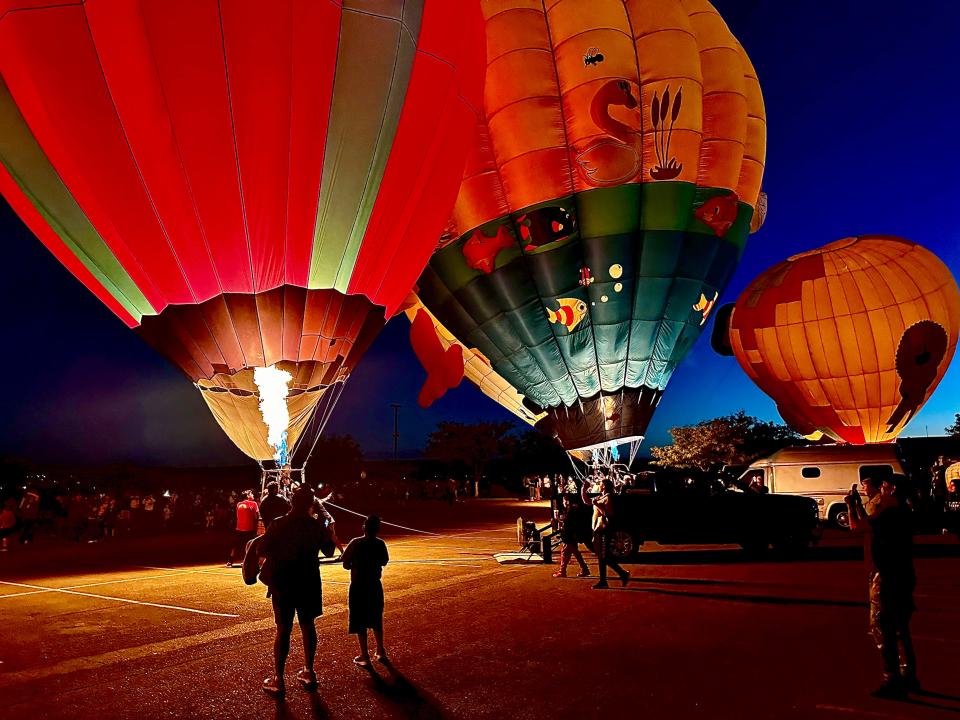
[912,634,960,644]
[0,572,189,600]
[388,560,483,568]
[815,704,917,719]
[140,565,237,577]
[141,564,351,585]
[0,580,240,618]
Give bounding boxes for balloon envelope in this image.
[727,236,960,444]
[415,0,766,452]
[0,0,484,460]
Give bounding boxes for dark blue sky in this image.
[1,1,958,466]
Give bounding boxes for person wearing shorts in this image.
[342,515,389,667]
[227,490,259,568]
[257,488,327,697]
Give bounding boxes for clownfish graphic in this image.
[546,298,589,332]
[693,291,719,326]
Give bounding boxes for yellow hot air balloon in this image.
[725,236,960,444]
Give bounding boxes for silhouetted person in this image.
[553,495,590,578]
[227,490,259,568]
[313,486,345,555]
[342,515,389,667]
[943,478,959,537]
[259,481,290,531]
[846,476,918,698]
[582,478,629,590]
[18,485,40,544]
[258,487,327,697]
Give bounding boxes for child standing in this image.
[342,515,389,667]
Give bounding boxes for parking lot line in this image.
[0,579,240,618]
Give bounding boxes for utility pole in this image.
[391,403,401,463]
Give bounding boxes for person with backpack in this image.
[257,487,327,697]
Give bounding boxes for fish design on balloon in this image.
[462,225,514,274]
[695,193,739,237]
[693,290,719,326]
[546,298,589,332]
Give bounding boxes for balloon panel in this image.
[728,237,960,444]
[416,0,766,451]
[198,367,326,462]
[402,297,545,426]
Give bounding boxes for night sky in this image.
[1,1,958,466]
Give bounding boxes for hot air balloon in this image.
[715,236,960,444]
[0,0,484,465]
[412,0,766,463]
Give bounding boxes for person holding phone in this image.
[845,476,918,699]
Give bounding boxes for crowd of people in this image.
[0,483,276,551]
[521,469,635,503]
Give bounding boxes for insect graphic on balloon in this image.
[583,47,604,66]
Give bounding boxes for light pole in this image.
[390,403,401,463]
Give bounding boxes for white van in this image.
[739,445,907,528]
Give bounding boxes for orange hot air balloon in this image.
[724,236,960,444]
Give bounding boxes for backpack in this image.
[242,535,272,586]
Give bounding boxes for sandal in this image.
[353,655,372,668]
[296,668,317,689]
[262,676,285,697]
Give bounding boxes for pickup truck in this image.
[563,475,822,558]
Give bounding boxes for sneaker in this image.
[576,569,590,578]
[871,680,907,700]
[263,676,285,697]
[551,570,567,578]
[373,652,390,665]
[296,668,317,690]
[901,675,921,694]
[592,580,609,590]
[620,571,630,587]
[353,656,372,668]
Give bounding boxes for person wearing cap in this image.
[259,481,290,531]
[258,487,328,697]
[227,490,259,568]
[845,475,918,699]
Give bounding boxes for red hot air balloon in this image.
[0,0,484,462]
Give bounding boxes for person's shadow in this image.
[359,660,448,719]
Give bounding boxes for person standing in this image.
[582,478,629,590]
[552,495,591,578]
[313,487,345,556]
[342,515,390,667]
[258,488,327,697]
[943,477,960,537]
[845,476,918,698]
[18,485,40,544]
[0,498,17,551]
[227,490,259,568]
[260,482,291,531]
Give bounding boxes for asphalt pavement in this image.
[1,499,958,719]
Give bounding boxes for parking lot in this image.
[1,500,959,719]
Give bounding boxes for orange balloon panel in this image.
[448,0,766,237]
[729,236,960,444]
